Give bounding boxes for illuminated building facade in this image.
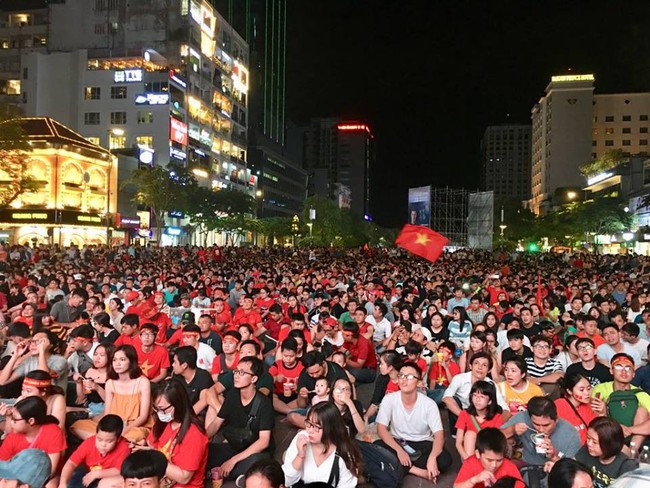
[0,117,117,246]
[304,118,374,217]
[481,124,532,201]
[10,0,254,196]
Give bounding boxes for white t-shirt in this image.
[376,391,443,442]
[442,371,509,410]
[367,316,392,343]
[597,342,641,366]
[496,330,531,353]
[282,431,357,488]
[196,342,216,371]
[623,338,649,365]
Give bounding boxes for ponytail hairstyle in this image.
[13,396,59,426]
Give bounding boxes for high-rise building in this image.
[481,124,532,202]
[529,75,595,215]
[212,0,307,218]
[7,0,253,196]
[529,73,650,215]
[303,118,374,217]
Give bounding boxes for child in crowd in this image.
[453,428,522,488]
[455,381,505,460]
[330,351,356,385]
[59,414,130,488]
[118,450,168,488]
[427,341,460,404]
[405,340,428,376]
[311,378,330,405]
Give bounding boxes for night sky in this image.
[286,0,650,228]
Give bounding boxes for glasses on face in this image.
[140,332,155,338]
[153,404,173,414]
[10,416,24,422]
[613,364,633,373]
[397,373,420,381]
[233,369,255,377]
[305,419,323,431]
[334,387,350,393]
[533,344,550,350]
[578,344,594,351]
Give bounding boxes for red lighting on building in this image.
[337,123,371,135]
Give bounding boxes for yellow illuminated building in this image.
[0,117,117,246]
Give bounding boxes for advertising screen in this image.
[407,186,431,226]
[170,118,188,145]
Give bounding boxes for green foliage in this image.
[579,149,625,177]
[0,109,44,209]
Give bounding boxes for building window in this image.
[84,112,100,125]
[641,115,649,121]
[110,111,127,124]
[136,111,153,124]
[605,115,614,122]
[641,140,648,146]
[622,127,631,134]
[605,140,614,146]
[135,135,153,147]
[94,23,105,35]
[592,140,597,146]
[22,68,27,80]
[605,128,615,135]
[86,136,100,145]
[109,134,126,150]
[622,140,631,146]
[0,80,20,95]
[111,86,127,99]
[84,87,101,100]
[144,81,169,93]
[641,127,648,134]
[622,115,632,122]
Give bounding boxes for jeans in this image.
[426,386,446,405]
[348,367,376,384]
[375,438,453,473]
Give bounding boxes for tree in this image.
[0,110,44,209]
[122,164,196,242]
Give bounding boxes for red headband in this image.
[23,377,52,389]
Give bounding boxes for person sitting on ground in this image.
[573,417,637,487]
[566,337,613,387]
[171,346,214,413]
[525,335,564,396]
[133,323,169,383]
[497,355,544,415]
[269,337,304,415]
[210,330,241,382]
[547,458,594,488]
[239,458,286,488]
[206,357,274,479]
[501,396,581,466]
[59,414,131,488]
[500,329,533,367]
[597,324,642,369]
[113,314,140,348]
[179,324,216,372]
[453,428,522,488]
[65,324,99,379]
[0,449,52,488]
[109,450,168,488]
[554,373,597,445]
[376,361,452,483]
[282,402,361,488]
[338,322,377,384]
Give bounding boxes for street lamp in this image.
[567,191,577,200]
[308,207,315,245]
[106,128,124,246]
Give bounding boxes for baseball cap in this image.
[0,448,52,487]
[126,291,139,302]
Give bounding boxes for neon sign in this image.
[135,93,169,105]
[114,69,143,83]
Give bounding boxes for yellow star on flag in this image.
[415,233,430,245]
[140,359,153,376]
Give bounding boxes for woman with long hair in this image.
[448,306,473,349]
[364,350,402,423]
[329,377,365,436]
[71,342,114,417]
[556,335,581,372]
[93,311,119,344]
[574,417,637,486]
[134,379,208,488]
[0,396,66,486]
[282,402,362,488]
[554,373,597,444]
[71,344,152,442]
[481,312,499,333]
[108,297,125,333]
[426,312,449,343]
[12,370,66,430]
[459,331,496,376]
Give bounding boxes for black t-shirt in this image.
[566,362,613,387]
[370,374,390,406]
[429,327,449,343]
[200,331,223,355]
[339,399,365,437]
[219,368,274,394]
[501,345,533,365]
[218,389,275,453]
[520,322,541,339]
[173,368,214,406]
[297,361,348,394]
[99,329,120,344]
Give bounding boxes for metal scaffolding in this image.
[467,191,495,250]
[430,187,469,248]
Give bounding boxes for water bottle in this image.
[630,441,638,460]
[639,446,650,465]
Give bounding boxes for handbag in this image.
[222,394,262,451]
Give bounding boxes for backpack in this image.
[608,388,643,426]
[358,441,405,488]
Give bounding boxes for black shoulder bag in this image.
[223,393,262,452]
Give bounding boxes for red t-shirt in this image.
[454,455,522,488]
[114,334,141,348]
[232,308,263,331]
[346,336,377,369]
[136,344,171,380]
[264,317,288,340]
[269,360,304,395]
[211,352,240,375]
[147,422,208,488]
[0,424,67,470]
[147,313,171,344]
[554,398,596,444]
[212,310,232,331]
[70,436,131,470]
[428,361,461,387]
[385,379,400,394]
[455,411,505,433]
[255,297,275,313]
[577,332,606,348]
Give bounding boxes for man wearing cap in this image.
[0,448,52,488]
[124,291,147,317]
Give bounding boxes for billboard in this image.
[170,118,188,145]
[408,186,431,226]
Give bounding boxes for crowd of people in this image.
[0,243,648,488]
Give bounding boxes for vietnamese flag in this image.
[395,224,449,263]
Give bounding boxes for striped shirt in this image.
[525,357,563,378]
